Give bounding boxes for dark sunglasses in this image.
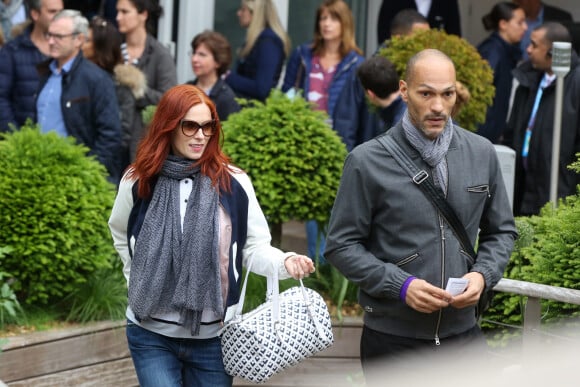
[180,119,215,137]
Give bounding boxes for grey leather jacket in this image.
[325,122,517,341]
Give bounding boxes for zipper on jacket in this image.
[434,214,445,345]
[335,55,361,79]
[396,253,419,267]
[467,184,491,198]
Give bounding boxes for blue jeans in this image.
[306,220,326,264]
[126,320,233,387]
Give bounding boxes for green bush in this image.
[222,90,353,317]
[379,29,494,132]
[570,154,580,173]
[141,104,157,126]
[222,90,347,227]
[0,124,118,306]
[520,194,580,320]
[303,263,359,319]
[482,193,580,333]
[0,246,23,327]
[481,217,535,331]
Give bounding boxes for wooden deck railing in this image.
[492,278,580,350]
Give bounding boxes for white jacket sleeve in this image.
[108,173,136,285]
[232,171,295,280]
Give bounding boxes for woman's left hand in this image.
[284,255,316,280]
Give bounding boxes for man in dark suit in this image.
[36,9,121,181]
[514,0,573,59]
[376,0,461,44]
[503,22,580,216]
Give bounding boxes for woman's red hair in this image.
[129,84,232,198]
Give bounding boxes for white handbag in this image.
[220,258,334,384]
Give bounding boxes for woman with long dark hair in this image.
[82,15,146,180]
[477,2,527,143]
[116,0,177,160]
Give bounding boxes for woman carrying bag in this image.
[108,84,314,387]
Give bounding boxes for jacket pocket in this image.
[459,249,475,267]
[64,95,90,108]
[395,253,419,267]
[466,184,490,197]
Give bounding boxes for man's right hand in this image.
[405,278,453,313]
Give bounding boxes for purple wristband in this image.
[400,276,417,302]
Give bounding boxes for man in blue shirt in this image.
[513,0,573,60]
[0,0,63,132]
[36,9,121,181]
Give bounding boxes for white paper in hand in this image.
[445,278,469,296]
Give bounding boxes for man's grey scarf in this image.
[128,155,222,336]
[402,110,454,194]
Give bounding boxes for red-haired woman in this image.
[108,84,315,387]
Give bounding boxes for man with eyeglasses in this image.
[0,0,63,132]
[35,9,121,183]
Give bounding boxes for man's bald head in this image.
[399,49,457,139]
[405,49,456,85]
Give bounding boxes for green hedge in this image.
[482,192,580,332]
[0,124,117,305]
[222,90,347,226]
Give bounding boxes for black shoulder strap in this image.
[376,135,477,259]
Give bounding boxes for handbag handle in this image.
[266,265,280,327]
[233,257,279,321]
[234,257,281,327]
[232,256,255,320]
[231,257,328,339]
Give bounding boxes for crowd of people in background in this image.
[0,0,577,211]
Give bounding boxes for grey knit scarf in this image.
[401,110,454,194]
[128,155,222,335]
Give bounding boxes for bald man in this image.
[325,49,516,378]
